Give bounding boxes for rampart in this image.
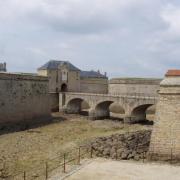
[109,78,162,96]
[0,73,51,125]
[80,77,108,94]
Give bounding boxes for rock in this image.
[111,153,117,159]
[121,152,128,160]
[117,149,123,157]
[89,130,151,161]
[134,155,140,161]
[127,153,134,159]
[103,148,110,156]
[110,147,116,156]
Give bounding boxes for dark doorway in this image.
[61,83,68,92]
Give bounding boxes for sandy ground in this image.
[65,158,180,180]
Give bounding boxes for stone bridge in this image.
[59,92,158,123]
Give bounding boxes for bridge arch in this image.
[109,103,126,120]
[65,98,90,115]
[131,104,154,122]
[94,100,114,119]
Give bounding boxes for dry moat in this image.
[0,112,153,178]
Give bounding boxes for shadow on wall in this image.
[81,100,90,116]
[0,115,67,136]
[61,83,68,92]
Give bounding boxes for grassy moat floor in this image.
[0,113,153,176]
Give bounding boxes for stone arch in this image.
[109,102,126,120]
[65,98,90,115]
[61,83,68,92]
[131,104,154,122]
[94,101,114,119]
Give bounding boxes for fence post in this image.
[63,154,66,173]
[90,146,93,158]
[45,162,48,180]
[143,152,145,163]
[115,148,118,160]
[78,147,81,165]
[171,147,173,164]
[23,171,26,180]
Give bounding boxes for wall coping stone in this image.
[109,78,162,85]
[160,77,180,87]
[0,72,48,81]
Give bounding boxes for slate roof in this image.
[38,60,80,71]
[80,70,107,79]
[38,60,107,79]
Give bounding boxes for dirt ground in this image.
[0,113,153,176]
[65,158,180,180]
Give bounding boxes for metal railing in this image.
[2,145,93,180]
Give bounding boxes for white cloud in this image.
[0,0,180,77]
[161,4,180,36]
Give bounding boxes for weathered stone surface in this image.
[63,92,157,123]
[0,73,51,125]
[149,71,180,161]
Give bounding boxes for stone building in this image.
[38,60,108,94]
[0,62,7,72]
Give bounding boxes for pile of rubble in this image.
[91,130,151,161]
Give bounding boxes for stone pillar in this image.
[148,70,180,161]
[59,93,66,112]
[88,108,110,120]
[88,108,96,120]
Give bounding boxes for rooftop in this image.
[38,60,107,79]
[165,70,180,77]
[38,60,80,71]
[80,70,107,79]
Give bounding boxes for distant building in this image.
[38,60,108,94]
[0,62,7,72]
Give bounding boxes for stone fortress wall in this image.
[0,73,51,125]
[109,78,162,96]
[80,77,108,94]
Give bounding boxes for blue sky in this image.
[0,0,180,78]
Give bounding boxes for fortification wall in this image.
[50,93,59,112]
[0,73,51,124]
[80,78,108,94]
[109,78,161,96]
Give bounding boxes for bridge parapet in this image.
[63,92,157,99]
